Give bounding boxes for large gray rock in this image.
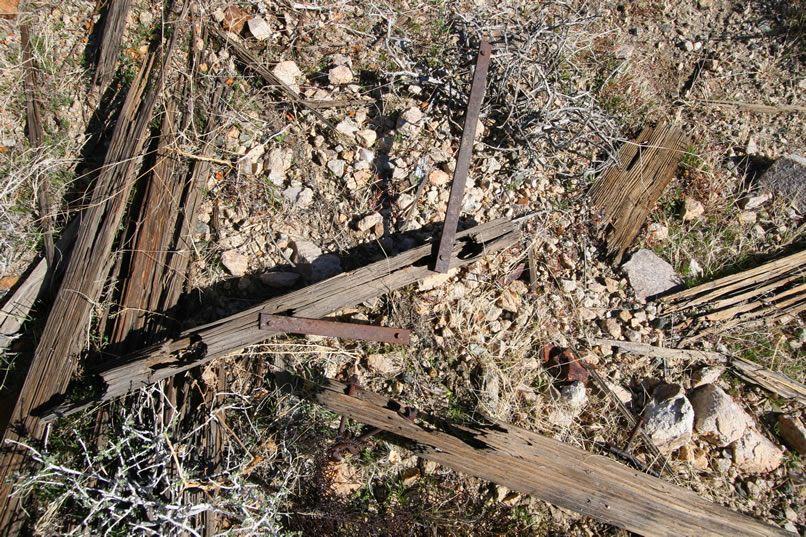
[759,154,806,212]
[690,384,752,447]
[622,249,684,302]
[731,428,783,474]
[643,384,694,452]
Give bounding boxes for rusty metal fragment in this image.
[435,39,492,273]
[259,313,411,345]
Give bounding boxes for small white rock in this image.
[647,222,669,242]
[273,60,302,89]
[690,384,753,447]
[732,428,783,474]
[357,212,383,232]
[335,119,359,138]
[328,65,353,85]
[221,250,249,276]
[397,107,424,134]
[356,129,377,147]
[428,169,451,186]
[327,159,346,177]
[682,197,705,221]
[643,384,694,452]
[737,211,757,225]
[248,16,271,41]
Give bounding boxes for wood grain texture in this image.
[590,125,688,264]
[662,250,806,344]
[276,373,790,537]
[41,219,520,421]
[0,24,184,534]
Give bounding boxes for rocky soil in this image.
[0,0,805,535]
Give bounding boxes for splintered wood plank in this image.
[0,21,185,532]
[732,357,806,405]
[94,0,133,87]
[663,250,806,312]
[109,99,181,348]
[662,250,806,340]
[275,372,790,537]
[590,124,688,264]
[41,219,520,421]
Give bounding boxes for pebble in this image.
[221,250,248,276]
[397,107,424,134]
[327,159,346,177]
[264,148,293,185]
[681,197,705,220]
[737,211,757,225]
[335,119,359,138]
[248,16,271,41]
[646,222,668,242]
[428,169,451,186]
[622,249,684,302]
[356,129,377,147]
[560,380,587,409]
[357,148,374,163]
[357,212,383,232]
[273,60,302,90]
[691,365,725,388]
[603,317,622,339]
[690,384,752,446]
[328,65,353,85]
[678,445,709,470]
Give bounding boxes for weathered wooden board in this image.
[93,0,133,87]
[0,24,184,533]
[590,124,688,264]
[594,338,726,363]
[275,372,790,537]
[662,250,806,344]
[41,218,520,421]
[732,357,806,405]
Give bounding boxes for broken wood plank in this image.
[41,218,520,421]
[594,338,726,363]
[0,220,78,352]
[589,124,688,264]
[732,357,806,405]
[21,24,55,269]
[275,371,790,537]
[662,250,806,340]
[0,20,186,532]
[662,250,806,307]
[93,0,133,87]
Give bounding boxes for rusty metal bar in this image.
[435,39,492,273]
[259,313,411,345]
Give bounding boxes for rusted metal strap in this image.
[259,313,411,345]
[435,39,493,273]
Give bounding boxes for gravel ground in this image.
[1,0,805,535]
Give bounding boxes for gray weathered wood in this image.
[732,357,806,405]
[0,22,185,533]
[276,372,790,537]
[594,338,726,363]
[41,218,520,421]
